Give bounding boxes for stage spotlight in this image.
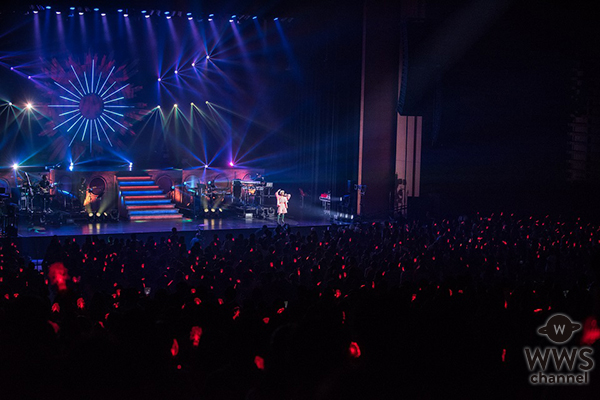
[167,15,172,19]
[205,100,209,104]
[165,11,170,15]
[145,15,150,18]
[33,10,38,14]
[274,17,278,20]
[174,104,178,108]
[70,7,75,10]
[253,16,257,19]
[123,13,128,17]
[27,76,31,80]
[191,102,194,106]
[128,162,133,171]
[206,55,210,60]
[229,161,234,167]
[101,13,106,16]
[94,8,99,11]
[187,12,192,16]
[117,9,123,13]
[231,15,236,18]
[209,13,214,17]
[157,77,161,82]
[10,67,14,70]
[69,162,74,171]
[56,11,61,15]
[208,18,213,22]
[25,103,33,110]
[141,10,146,13]
[88,212,94,218]
[46,6,51,10]
[191,62,195,67]
[8,102,12,106]
[188,17,193,20]
[204,165,208,169]
[174,70,178,74]
[79,12,84,15]
[95,212,101,218]
[157,105,161,109]
[210,209,215,213]
[12,163,18,170]
[229,19,233,22]
[204,208,209,213]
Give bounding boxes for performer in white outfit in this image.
[275,189,291,225]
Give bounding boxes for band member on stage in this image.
[275,189,291,225]
[78,178,87,206]
[38,175,51,212]
[39,175,50,192]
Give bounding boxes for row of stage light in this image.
[2,101,217,111]
[11,162,134,172]
[30,6,286,21]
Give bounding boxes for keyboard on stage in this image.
[241,180,266,185]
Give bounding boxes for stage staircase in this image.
[117,175,182,220]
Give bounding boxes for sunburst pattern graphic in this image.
[49,59,133,149]
[41,54,146,157]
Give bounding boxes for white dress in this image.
[276,192,291,214]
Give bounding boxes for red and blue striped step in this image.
[117,175,182,220]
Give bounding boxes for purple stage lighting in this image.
[208,18,213,22]
[145,15,150,19]
[188,17,193,20]
[167,16,172,20]
[10,67,14,70]
[157,77,161,82]
[124,13,128,17]
[229,161,234,167]
[229,19,233,23]
[191,62,195,67]
[79,12,84,16]
[174,70,178,74]
[27,76,31,80]
[101,13,106,16]
[206,55,210,60]
[56,11,61,15]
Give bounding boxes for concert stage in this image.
[11,206,336,260]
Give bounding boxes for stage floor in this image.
[17,214,331,238]
[8,205,342,259]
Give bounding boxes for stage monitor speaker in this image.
[232,180,242,198]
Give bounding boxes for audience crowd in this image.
[1,214,599,399]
